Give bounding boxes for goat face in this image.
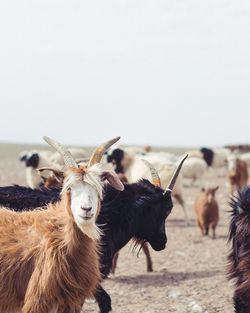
[64,164,124,231]
[107,148,125,173]
[20,152,40,168]
[201,186,219,204]
[134,183,173,251]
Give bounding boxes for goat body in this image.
[194,187,219,239]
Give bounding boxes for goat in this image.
[19,150,53,188]
[20,148,86,189]
[194,186,219,239]
[1,154,187,313]
[200,147,230,168]
[0,136,123,313]
[227,155,249,194]
[228,186,250,312]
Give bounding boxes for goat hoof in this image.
[99,306,112,313]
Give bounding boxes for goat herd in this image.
[0,137,250,313]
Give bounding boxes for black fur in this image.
[228,186,250,312]
[106,148,125,173]
[0,185,60,210]
[0,181,173,313]
[200,147,214,167]
[20,153,40,168]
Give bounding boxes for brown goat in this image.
[0,136,123,313]
[227,155,248,194]
[194,186,219,239]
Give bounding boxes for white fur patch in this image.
[61,164,112,240]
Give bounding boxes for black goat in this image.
[1,156,187,313]
[228,186,250,313]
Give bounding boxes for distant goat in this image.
[20,148,86,189]
[228,186,250,312]
[0,136,123,313]
[227,155,248,194]
[194,186,219,239]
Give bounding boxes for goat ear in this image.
[37,168,64,183]
[102,171,124,191]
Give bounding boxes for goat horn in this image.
[88,136,121,167]
[141,159,161,187]
[164,154,188,194]
[43,136,78,168]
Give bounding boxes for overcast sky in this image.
[0,0,249,147]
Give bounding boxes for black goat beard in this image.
[131,238,147,257]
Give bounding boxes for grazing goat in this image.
[0,136,123,313]
[227,155,249,194]
[1,155,187,313]
[194,186,219,239]
[228,186,250,312]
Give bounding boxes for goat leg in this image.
[142,243,153,272]
[95,284,112,313]
[111,252,119,274]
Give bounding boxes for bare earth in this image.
[0,145,234,313]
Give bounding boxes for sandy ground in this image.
[0,146,235,313]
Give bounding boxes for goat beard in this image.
[131,238,147,257]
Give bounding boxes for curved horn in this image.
[164,154,188,194]
[43,136,78,168]
[88,136,121,167]
[141,159,161,187]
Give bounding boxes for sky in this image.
[0,0,250,147]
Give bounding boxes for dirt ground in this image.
[0,146,235,313]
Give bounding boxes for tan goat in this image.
[194,186,219,239]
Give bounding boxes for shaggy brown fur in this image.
[228,159,249,194]
[228,187,250,312]
[194,187,219,239]
[0,167,101,313]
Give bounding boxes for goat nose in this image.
[81,207,92,212]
